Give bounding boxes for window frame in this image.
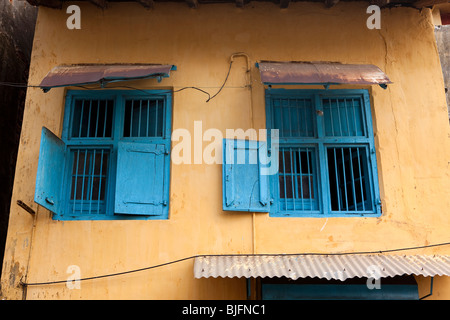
[58,89,172,221]
[265,89,381,218]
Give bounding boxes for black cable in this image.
[20,241,450,287]
[0,82,216,102]
[0,81,41,88]
[206,60,233,102]
[0,58,234,101]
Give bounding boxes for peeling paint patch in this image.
[9,262,20,287]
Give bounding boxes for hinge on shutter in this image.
[126,148,164,155]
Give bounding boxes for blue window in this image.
[266,89,381,217]
[34,90,172,220]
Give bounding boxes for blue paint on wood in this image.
[40,90,172,220]
[34,127,66,215]
[222,139,270,213]
[114,142,168,217]
[265,89,381,218]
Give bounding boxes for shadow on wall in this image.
[434,25,450,121]
[0,0,37,280]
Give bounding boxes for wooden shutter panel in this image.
[114,141,168,216]
[222,139,270,212]
[34,127,66,215]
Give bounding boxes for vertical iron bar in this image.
[289,148,295,211]
[341,147,349,211]
[296,99,300,137]
[344,99,351,136]
[356,148,366,211]
[80,149,88,214]
[306,147,312,211]
[155,99,159,137]
[78,100,85,137]
[279,99,284,137]
[97,149,103,213]
[333,148,341,212]
[328,99,334,136]
[73,150,80,214]
[336,99,343,136]
[298,147,304,210]
[351,98,358,136]
[138,100,142,137]
[103,100,108,138]
[130,100,134,137]
[95,100,100,137]
[89,150,96,214]
[288,99,292,137]
[348,148,358,212]
[86,100,92,137]
[98,149,104,214]
[146,99,150,137]
[303,99,308,136]
[293,147,298,200]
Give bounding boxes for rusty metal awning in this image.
[194,254,450,281]
[257,61,392,88]
[39,64,176,92]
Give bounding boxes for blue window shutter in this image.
[114,141,168,216]
[222,139,270,212]
[34,127,66,215]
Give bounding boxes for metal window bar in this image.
[71,99,113,138]
[273,98,314,138]
[124,99,164,138]
[278,147,316,212]
[70,149,109,215]
[327,146,373,213]
[323,98,364,137]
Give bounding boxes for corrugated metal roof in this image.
[194,254,450,281]
[39,64,175,92]
[257,61,392,86]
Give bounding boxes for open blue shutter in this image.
[114,142,168,216]
[34,127,66,215]
[222,139,270,212]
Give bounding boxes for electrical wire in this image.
[0,59,235,102]
[20,241,450,287]
[206,60,233,102]
[0,81,41,88]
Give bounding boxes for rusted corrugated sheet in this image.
[39,64,175,91]
[257,61,392,86]
[194,254,450,281]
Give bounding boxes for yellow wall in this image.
[1,2,450,299]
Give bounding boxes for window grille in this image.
[278,147,318,212]
[266,90,380,217]
[69,148,109,215]
[327,146,373,213]
[53,90,173,220]
[123,99,165,138]
[272,98,315,138]
[71,99,113,138]
[323,97,365,137]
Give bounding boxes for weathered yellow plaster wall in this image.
[1,2,449,299]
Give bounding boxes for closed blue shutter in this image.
[114,141,168,216]
[222,139,270,212]
[34,127,66,215]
